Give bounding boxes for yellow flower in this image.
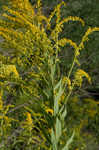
[79,27,99,50]
[74,69,91,87]
[48,128,51,134]
[62,76,71,90]
[58,38,78,49]
[0,64,19,79]
[46,108,53,115]
[48,1,66,25]
[0,31,11,40]
[3,6,37,32]
[60,16,85,27]
[61,94,65,101]
[26,112,33,125]
[0,91,3,111]
[2,13,24,26]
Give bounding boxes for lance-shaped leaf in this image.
[56,117,62,143]
[54,83,64,116]
[60,108,67,121]
[51,128,57,150]
[54,78,62,91]
[62,130,75,150]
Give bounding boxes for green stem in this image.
[58,54,77,114]
[67,55,76,79]
[59,84,74,115]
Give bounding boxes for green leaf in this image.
[51,128,57,150]
[54,84,64,116]
[56,117,62,143]
[51,128,56,144]
[43,89,50,99]
[54,78,62,91]
[61,108,67,121]
[50,57,55,85]
[54,96,59,116]
[41,123,51,144]
[62,130,75,150]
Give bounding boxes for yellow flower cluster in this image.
[0,64,19,79]
[21,112,33,132]
[48,1,66,25]
[60,16,85,27]
[50,15,85,40]
[46,108,53,115]
[0,31,11,41]
[58,38,78,49]
[3,6,33,29]
[79,27,99,50]
[0,91,3,111]
[26,112,33,126]
[9,0,35,16]
[0,26,23,39]
[62,76,71,90]
[36,0,42,15]
[74,69,91,87]
[2,13,24,26]
[49,8,85,43]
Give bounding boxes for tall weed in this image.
[0,0,99,149]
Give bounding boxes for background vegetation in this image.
[42,0,99,89]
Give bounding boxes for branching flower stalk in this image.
[62,26,99,113]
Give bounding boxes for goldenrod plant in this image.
[0,90,16,149]
[0,0,99,149]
